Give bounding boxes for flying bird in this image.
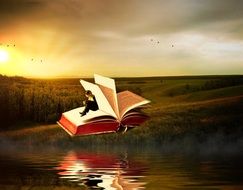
[150,38,160,45]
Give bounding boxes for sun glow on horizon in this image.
[0,49,9,63]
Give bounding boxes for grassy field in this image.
[0,75,243,148]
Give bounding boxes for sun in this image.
[0,49,9,63]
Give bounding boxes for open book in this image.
[57,74,150,136]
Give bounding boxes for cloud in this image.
[0,0,46,26]
[114,0,243,38]
[2,0,243,39]
[0,0,44,13]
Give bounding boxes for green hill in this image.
[0,75,243,147]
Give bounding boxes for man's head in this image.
[85,90,92,97]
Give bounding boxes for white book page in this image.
[80,80,117,118]
[63,107,114,126]
[117,91,150,118]
[94,74,119,118]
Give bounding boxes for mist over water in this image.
[0,143,243,190]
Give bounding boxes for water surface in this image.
[0,146,242,190]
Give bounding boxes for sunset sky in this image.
[0,0,243,78]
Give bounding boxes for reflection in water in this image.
[55,151,146,189]
[0,147,243,189]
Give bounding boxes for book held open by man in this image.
[57,74,150,136]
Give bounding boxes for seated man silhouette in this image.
[80,90,99,116]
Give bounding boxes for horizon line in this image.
[1,73,243,80]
